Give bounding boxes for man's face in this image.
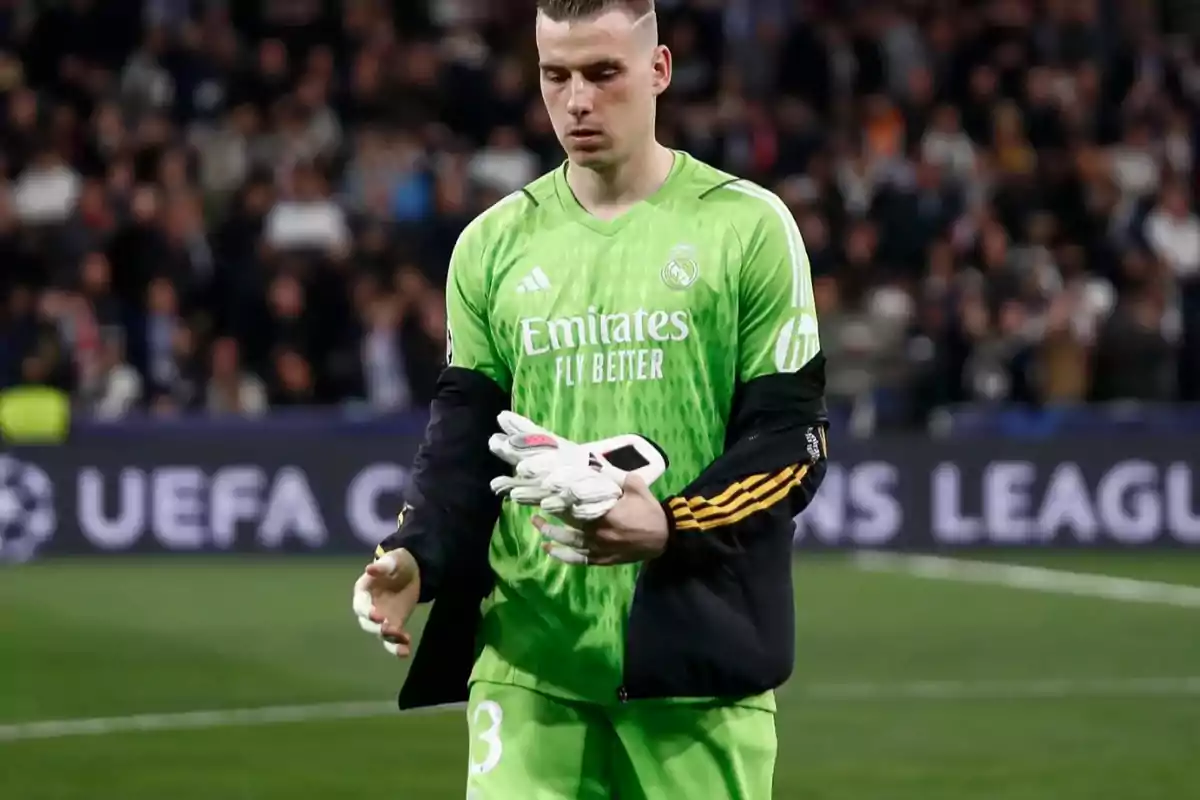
[536,9,670,169]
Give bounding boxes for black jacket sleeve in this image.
[658,354,828,566]
[376,366,509,602]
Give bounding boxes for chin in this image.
[566,146,616,170]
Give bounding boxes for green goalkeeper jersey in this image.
[445,151,819,709]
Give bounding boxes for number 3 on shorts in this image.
[469,700,504,776]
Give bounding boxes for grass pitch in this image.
[1,553,1198,799]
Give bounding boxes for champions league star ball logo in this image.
[0,455,56,563]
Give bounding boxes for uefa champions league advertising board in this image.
[2,425,1200,560]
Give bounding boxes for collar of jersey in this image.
[553,149,689,236]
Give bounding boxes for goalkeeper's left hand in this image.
[532,473,670,566]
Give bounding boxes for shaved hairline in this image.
[536,6,660,50]
[629,8,659,48]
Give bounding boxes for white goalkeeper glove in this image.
[488,409,666,525]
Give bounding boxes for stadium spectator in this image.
[205,335,268,416]
[0,0,1196,429]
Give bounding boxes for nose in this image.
[566,74,593,118]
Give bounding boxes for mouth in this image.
[566,128,604,144]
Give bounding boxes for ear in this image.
[651,44,672,96]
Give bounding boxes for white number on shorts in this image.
[469,700,504,776]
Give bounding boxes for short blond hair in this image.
[536,0,654,22]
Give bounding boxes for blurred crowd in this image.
[0,0,1197,429]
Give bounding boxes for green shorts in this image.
[464,681,777,799]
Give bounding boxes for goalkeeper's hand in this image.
[532,472,670,566]
[351,547,421,658]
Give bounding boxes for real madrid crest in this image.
[661,244,700,290]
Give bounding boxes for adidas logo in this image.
[516,267,552,294]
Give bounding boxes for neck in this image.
[567,141,674,212]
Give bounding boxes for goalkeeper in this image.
[352,0,828,796]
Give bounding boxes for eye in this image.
[541,69,568,84]
[585,66,620,83]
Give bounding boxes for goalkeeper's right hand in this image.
[352,547,421,658]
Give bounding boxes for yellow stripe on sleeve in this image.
[670,465,810,532]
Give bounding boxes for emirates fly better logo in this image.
[0,455,56,562]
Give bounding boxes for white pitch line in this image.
[855,552,1200,608]
[0,701,444,743]
[797,676,1200,701]
[4,678,1200,743]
